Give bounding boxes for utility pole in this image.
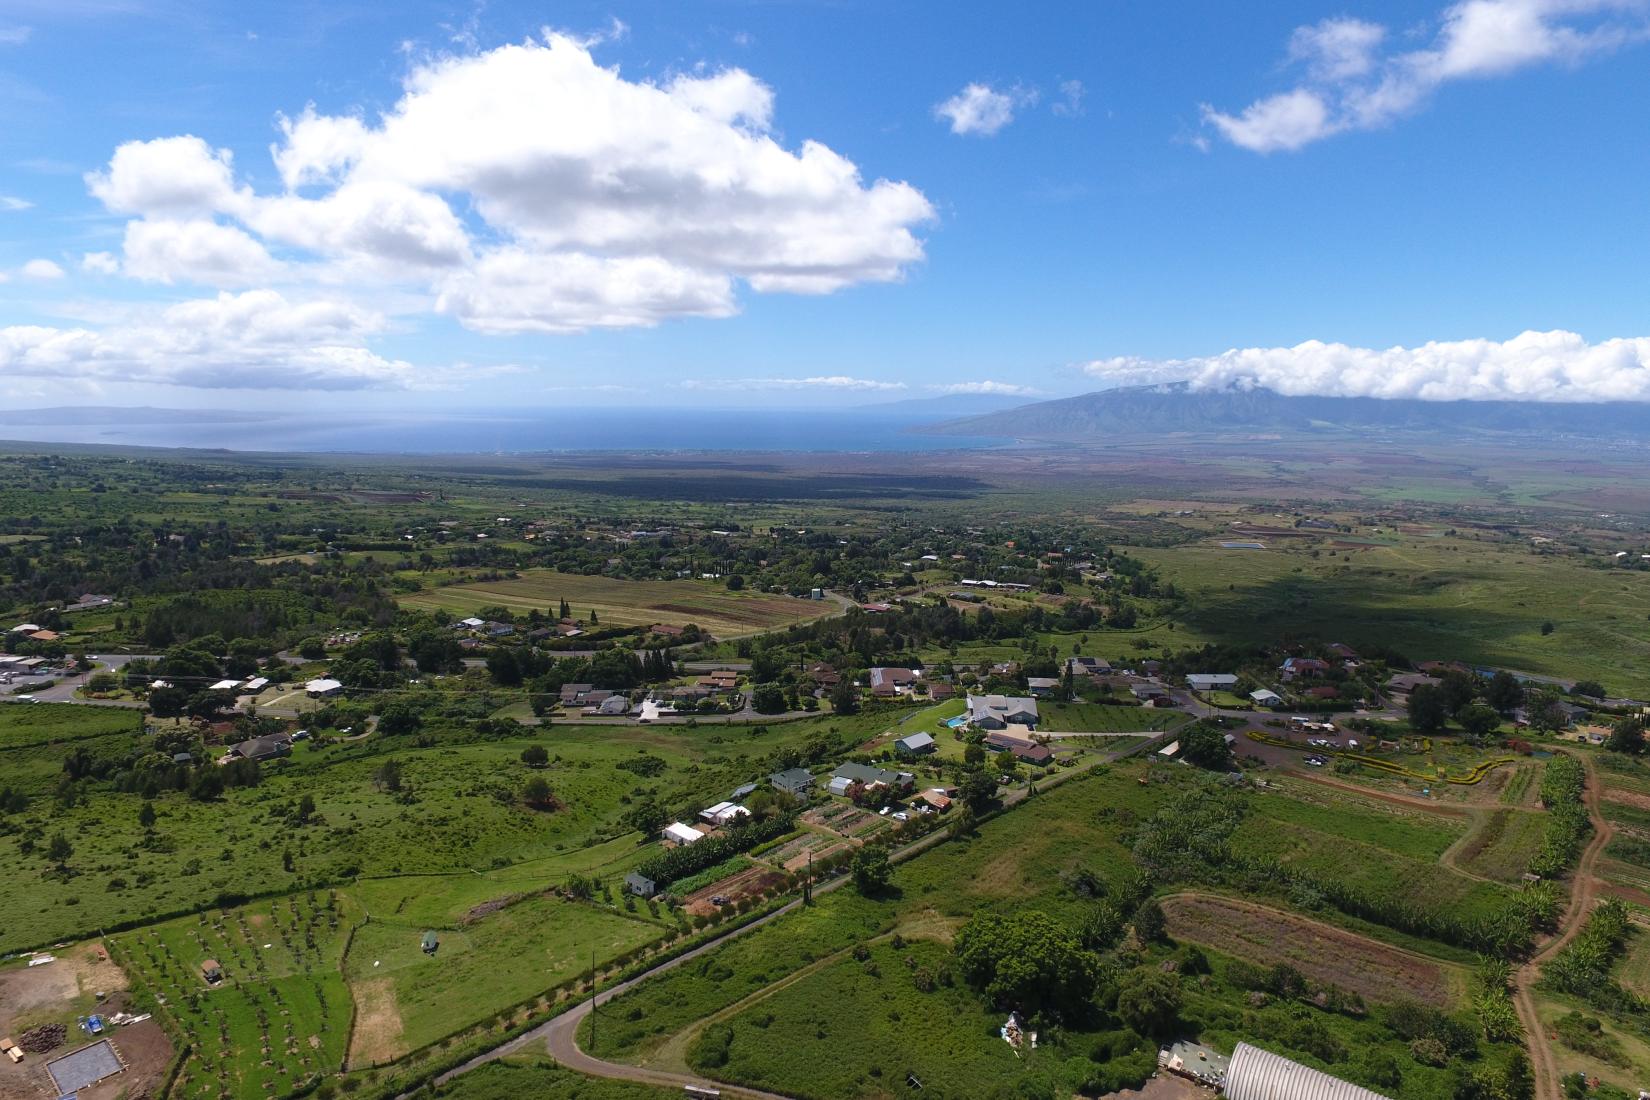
[803,850,813,906]
[588,947,597,1049]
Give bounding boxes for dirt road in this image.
[1511,755,1613,1100]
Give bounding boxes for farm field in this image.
[110,891,353,1100]
[0,701,139,749]
[1453,808,1549,883]
[398,570,835,638]
[1158,893,1463,1007]
[1127,538,1650,695]
[1536,995,1650,1098]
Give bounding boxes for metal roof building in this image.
[1224,1043,1391,1100]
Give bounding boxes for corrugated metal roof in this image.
[1224,1043,1391,1100]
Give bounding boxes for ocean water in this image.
[0,408,1004,454]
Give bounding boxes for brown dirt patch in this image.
[347,977,405,1069]
[77,1020,172,1100]
[0,943,128,1036]
[1099,1075,1211,1100]
[1603,787,1650,813]
[682,866,786,917]
[1162,893,1458,1008]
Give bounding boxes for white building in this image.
[662,822,703,845]
[306,678,344,698]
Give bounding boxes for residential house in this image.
[242,677,270,693]
[457,617,486,631]
[916,789,953,811]
[1027,677,1060,697]
[305,678,343,698]
[828,762,914,796]
[1130,683,1170,702]
[929,682,957,701]
[1066,656,1112,676]
[1186,674,1239,693]
[1326,643,1359,661]
[893,731,936,756]
[989,661,1020,678]
[27,630,60,643]
[649,623,686,638]
[625,872,658,899]
[590,695,630,716]
[806,663,842,687]
[868,667,920,697]
[983,733,1054,766]
[482,621,515,637]
[965,693,1039,729]
[769,767,815,800]
[227,734,291,762]
[1249,689,1284,707]
[1280,657,1330,681]
[559,683,596,706]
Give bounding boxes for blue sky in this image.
[2,0,1649,411]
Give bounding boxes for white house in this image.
[966,693,1039,729]
[1187,674,1238,692]
[698,801,751,827]
[1249,689,1283,707]
[306,678,344,698]
[662,822,703,845]
[242,677,270,693]
[209,679,242,692]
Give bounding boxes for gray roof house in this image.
[769,767,815,799]
[227,735,291,762]
[624,872,658,899]
[1026,677,1060,697]
[829,762,914,794]
[893,731,936,755]
[1187,673,1239,692]
[965,693,1039,729]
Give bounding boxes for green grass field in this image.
[342,891,665,1058]
[1127,539,1650,695]
[398,569,835,638]
[1039,701,1180,733]
[427,1058,680,1099]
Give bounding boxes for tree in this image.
[523,776,555,809]
[1181,724,1232,770]
[828,678,859,716]
[1607,716,1646,756]
[1115,967,1182,1037]
[138,800,157,831]
[959,769,996,814]
[851,846,891,896]
[376,700,423,736]
[1570,680,1606,699]
[623,796,668,838]
[1457,704,1502,740]
[1131,898,1166,943]
[1407,683,1448,734]
[520,745,550,768]
[725,574,745,591]
[146,684,190,718]
[558,598,571,620]
[47,832,73,870]
[372,759,404,793]
[297,793,317,823]
[954,910,1101,1018]
[1485,670,1525,714]
[750,683,787,714]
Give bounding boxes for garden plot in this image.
[682,865,788,918]
[800,804,886,839]
[111,891,353,1100]
[1160,893,1462,1007]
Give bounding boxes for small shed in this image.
[420,931,438,955]
[201,960,222,984]
[893,731,936,756]
[625,872,658,899]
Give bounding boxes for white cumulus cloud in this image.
[85,33,933,334]
[935,82,1037,136]
[0,289,416,390]
[1203,1,1650,152]
[20,258,64,280]
[1080,330,1650,403]
[0,195,33,211]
